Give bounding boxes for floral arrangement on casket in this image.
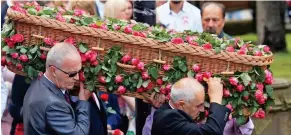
[1,2,274,125]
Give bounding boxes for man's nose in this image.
[208,20,214,27]
[74,73,79,80]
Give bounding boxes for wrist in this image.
[210,98,222,105]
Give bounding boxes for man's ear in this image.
[50,66,57,77]
[177,100,185,110]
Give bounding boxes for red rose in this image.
[89,23,99,28]
[56,13,66,22]
[255,90,265,104]
[85,50,93,60]
[142,72,149,80]
[133,31,140,37]
[156,78,163,85]
[229,77,238,86]
[7,41,16,48]
[264,76,273,85]
[171,37,184,44]
[19,54,29,62]
[1,56,7,66]
[238,48,247,55]
[80,53,87,63]
[40,53,47,60]
[254,50,263,56]
[100,24,108,31]
[117,86,126,94]
[64,37,76,46]
[113,25,121,30]
[139,32,147,38]
[100,93,109,102]
[223,89,231,97]
[204,110,209,117]
[192,64,201,73]
[11,52,19,59]
[74,9,85,16]
[243,95,249,101]
[160,87,167,94]
[113,129,122,135]
[7,61,12,66]
[124,26,132,34]
[137,62,145,70]
[10,34,24,43]
[131,58,140,66]
[195,73,203,82]
[263,46,270,53]
[16,63,23,70]
[203,72,212,79]
[136,87,144,93]
[145,82,154,90]
[254,109,265,119]
[225,46,235,52]
[166,84,172,91]
[115,75,123,84]
[98,76,106,84]
[226,104,233,112]
[256,83,264,91]
[44,38,54,46]
[79,71,85,82]
[89,52,97,63]
[236,84,244,92]
[202,43,212,50]
[162,64,170,71]
[121,55,131,64]
[91,61,99,66]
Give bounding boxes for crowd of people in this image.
[1,0,255,135]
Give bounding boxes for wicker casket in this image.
[1,3,274,124]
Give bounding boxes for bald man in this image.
[151,77,230,135]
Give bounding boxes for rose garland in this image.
[8,2,272,56]
[1,2,275,125]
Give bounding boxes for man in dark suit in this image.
[22,42,92,135]
[152,77,230,135]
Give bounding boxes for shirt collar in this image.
[168,101,175,109]
[167,0,187,15]
[44,73,66,94]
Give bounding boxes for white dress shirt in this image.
[95,0,105,20]
[156,1,203,32]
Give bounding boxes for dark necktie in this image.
[64,91,71,104]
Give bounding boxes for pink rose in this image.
[10,34,24,43]
[171,37,184,44]
[162,64,170,71]
[115,75,123,84]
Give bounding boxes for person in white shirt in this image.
[156,0,203,32]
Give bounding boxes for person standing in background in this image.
[156,0,203,32]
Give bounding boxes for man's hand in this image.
[207,77,223,104]
[142,92,166,109]
[78,82,92,101]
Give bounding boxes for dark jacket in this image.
[152,103,230,135]
[22,76,90,135]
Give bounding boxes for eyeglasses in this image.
[50,65,80,78]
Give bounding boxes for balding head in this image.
[45,42,81,90]
[170,77,204,103]
[170,77,205,120]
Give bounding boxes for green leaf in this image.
[29,46,38,54]
[78,44,88,53]
[242,91,249,97]
[27,8,37,15]
[107,107,117,114]
[93,65,102,74]
[250,82,256,89]
[43,7,55,15]
[174,71,182,80]
[111,64,117,73]
[148,67,158,80]
[187,70,194,77]
[137,77,143,88]
[162,76,168,82]
[105,76,111,83]
[238,109,243,115]
[250,107,258,115]
[28,54,33,59]
[142,80,150,88]
[102,66,109,71]
[236,115,247,126]
[2,46,10,53]
[85,83,94,91]
[83,17,93,25]
[265,85,273,97]
[222,98,227,105]
[20,48,27,54]
[154,87,160,92]
[233,92,239,98]
[16,46,24,49]
[214,47,221,54]
[178,63,187,72]
[124,78,130,86]
[240,73,252,86]
[108,86,113,91]
[111,55,119,64]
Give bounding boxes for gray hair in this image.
[46,42,80,69]
[170,77,204,103]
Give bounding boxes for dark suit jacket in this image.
[22,76,90,135]
[152,103,230,135]
[88,93,107,135]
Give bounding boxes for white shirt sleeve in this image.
[1,70,9,117]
